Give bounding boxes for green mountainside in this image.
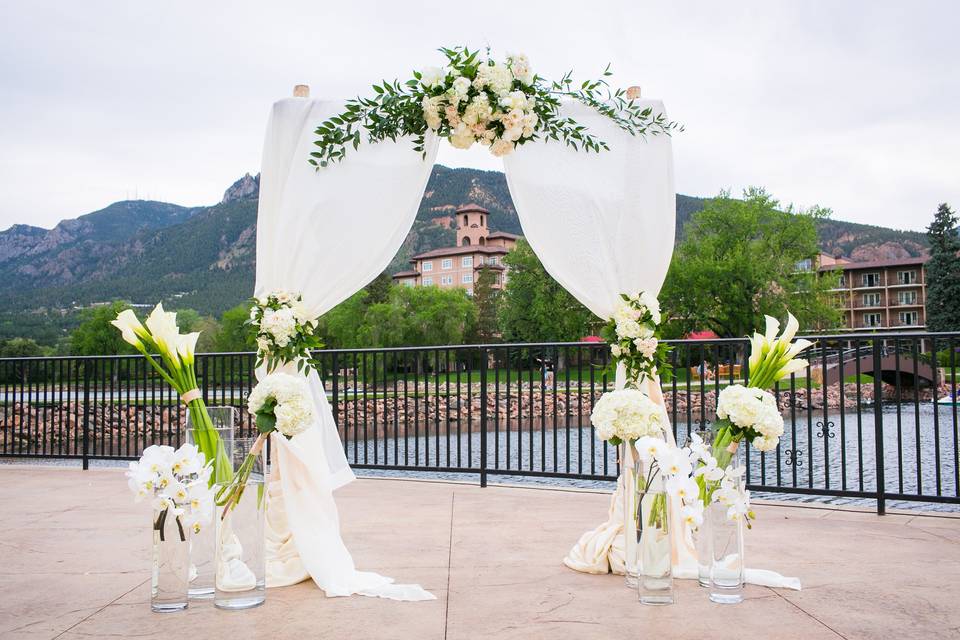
[0,167,931,345]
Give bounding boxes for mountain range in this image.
[0,167,931,344]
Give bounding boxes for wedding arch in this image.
[253,47,751,599]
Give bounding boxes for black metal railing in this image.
[2,333,959,513]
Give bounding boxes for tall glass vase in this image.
[691,429,714,587]
[622,441,642,588]
[709,443,745,604]
[637,488,674,605]
[214,436,266,610]
[151,504,190,613]
[186,407,235,600]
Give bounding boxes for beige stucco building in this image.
[392,204,520,296]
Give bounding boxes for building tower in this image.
[455,204,490,247]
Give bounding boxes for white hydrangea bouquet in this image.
[600,291,672,384]
[310,46,681,166]
[687,313,814,526]
[591,388,666,446]
[126,443,214,540]
[249,291,323,375]
[216,373,316,517]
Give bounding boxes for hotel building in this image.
[815,254,930,331]
[392,204,521,295]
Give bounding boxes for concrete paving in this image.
[1,466,958,640]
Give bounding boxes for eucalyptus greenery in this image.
[309,46,682,167]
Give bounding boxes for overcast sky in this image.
[1,1,957,232]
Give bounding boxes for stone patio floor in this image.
[1,466,959,639]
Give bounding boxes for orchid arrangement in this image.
[217,373,316,518]
[126,444,214,541]
[600,291,672,385]
[111,304,230,485]
[249,291,323,375]
[310,46,682,166]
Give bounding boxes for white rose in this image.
[452,76,471,97]
[610,344,622,357]
[490,138,514,157]
[420,66,445,88]
[633,337,658,359]
[449,123,475,150]
[639,292,662,324]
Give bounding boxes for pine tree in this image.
[472,267,501,342]
[926,203,960,332]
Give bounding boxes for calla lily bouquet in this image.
[688,312,813,524]
[111,304,231,485]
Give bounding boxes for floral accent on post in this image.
[310,46,682,166]
[217,373,316,518]
[112,304,230,485]
[600,291,672,385]
[249,292,323,374]
[126,443,214,539]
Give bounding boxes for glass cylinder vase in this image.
[151,504,190,613]
[691,429,714,588]
[186,407,236,600]
[637,488,674,605]
[214,436,266,610]
[621,441,642,588]
[709,443,745,604]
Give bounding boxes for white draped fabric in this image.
[255,96,438,600]
[504,99,800,590]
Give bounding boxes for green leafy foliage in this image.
[926,203,960,332]
[660,188,842,338]
[70,301,139,356]
[499,239,596,342]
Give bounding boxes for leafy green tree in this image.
[358,285,477,347]
[364,272,393,305]
[70,301,138,355]
[473,267,501,342]
[660,188,841,338]
[213,303,256,352]
[926,203,960,332]
[499,239,595,342]
[0,337,45,358]
[319,291,369,348]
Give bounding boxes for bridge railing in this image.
[2,332,959,512]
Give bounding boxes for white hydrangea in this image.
[261,307,297,347]
[247,372,316,439]
[615,318,643,340]
[717,385,783,439]
[475,62,513,95]
[490,138,514,157]
[634,337,658,358]
[591,389,665,442]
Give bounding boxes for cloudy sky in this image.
[1,1,957,232]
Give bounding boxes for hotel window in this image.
[462,256,473,267]
[862,293,882,307]
[863,312,883,327]
[488,256,498,266]
[462,273,473,284]
[440,275,453,285]
[794,258,812,272]
[897,290,917,305]
[899,311,918,326]
[441,258,453,270]
[897,270,917,285]
[837,274,847,288]
[422,261,433,272]
[861,272,881,287]
[422,277,433,286]
[403,280,414,288]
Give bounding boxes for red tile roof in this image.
[455,203,490,214]
[818,255,929,272]
[411,245,509,260]
[487,231,520,240]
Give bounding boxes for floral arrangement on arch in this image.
[309,46,681,165]
[249,291,323,374]
[600,291,672,386]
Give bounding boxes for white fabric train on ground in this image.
[255,97,438,600]
[504,99,800,590]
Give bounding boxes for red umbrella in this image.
[686,330,719,340]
